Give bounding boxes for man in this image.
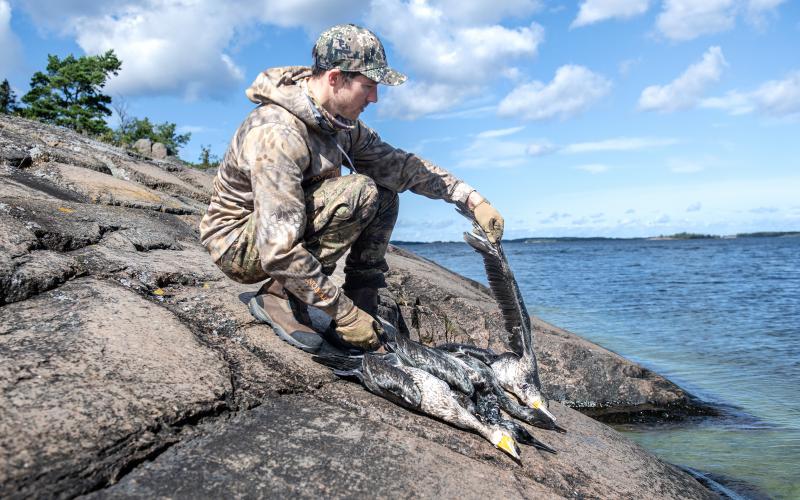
[200,24,503,352]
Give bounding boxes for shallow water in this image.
[399,236,800,499]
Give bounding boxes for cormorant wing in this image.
[458,207,533,358]
[436,343,499,365]
[391,334,474,395]
[362,354,423,408]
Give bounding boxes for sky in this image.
[1,0,799,241]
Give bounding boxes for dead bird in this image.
[468,391,557,454]
[386,331,474,396]
[453,352,566,434]
[315,352,522,461]
[456,208,559,430]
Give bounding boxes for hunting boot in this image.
[248,279,322,352]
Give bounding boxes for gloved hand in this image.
[335,305,381,350]
[473,200,504,243]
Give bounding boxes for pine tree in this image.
[0,79,18,114]
[21,50,121,135]
[196,144,220,169]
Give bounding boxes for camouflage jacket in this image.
[199,66,476,317]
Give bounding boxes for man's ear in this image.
[327,69,342,87]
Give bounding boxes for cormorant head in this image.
[519,383,557,422]
[490,429,521,460]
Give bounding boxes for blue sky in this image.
[1,0,798,241]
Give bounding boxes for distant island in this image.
[392,231,800,245]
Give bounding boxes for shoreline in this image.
[392,231,800,245]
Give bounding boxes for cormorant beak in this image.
[497,434,521,460]
[533,440,558,455]
[531,398,557,422]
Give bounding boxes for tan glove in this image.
[335,305,381,351]
[473,200,504,243]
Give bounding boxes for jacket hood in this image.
[245,66,354,134]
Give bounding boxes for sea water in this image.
[398,236,800,499]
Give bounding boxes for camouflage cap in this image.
[313,24,407,86]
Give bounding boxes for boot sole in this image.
[248,297,321,353]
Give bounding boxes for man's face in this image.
[331,73,379,120]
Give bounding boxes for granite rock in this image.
[0,114,718,498]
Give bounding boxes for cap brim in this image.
[362,66,407,86]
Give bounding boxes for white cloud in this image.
[687,202,702,212]
[563,136,678,153]
[655,0,787,40]
[700,91,754,115]
[701,71,800,118]
[431,0,543,24]
[526,142,558,156]
[654,214,672,224]
[454,133,673,170]
[457,137,533,169]
[17,0,546,114]
[638,46,727,112]
[498,65,612,121]
[576,163,609,174]
[540,212,572,224]
[0,0,22,75]
[369,1,544,84]
[656,0,737,41]
[571,0,650,28]
[379,81,482,120]
[428,105,496,120]
[753,71,800,116]
[476,126,525,139]
[745,0,788,28]
[15,0,132,32]
[519,135,677,157]
[74,3,245,99]
[17,0,366,99]
[258,0,367,33]
[370,0,544,117]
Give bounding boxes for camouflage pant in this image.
[216,174,399,288]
